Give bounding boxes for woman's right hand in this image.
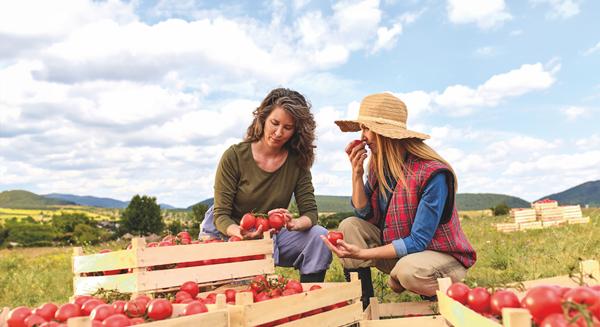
[345,140,367,177]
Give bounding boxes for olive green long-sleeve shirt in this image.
[213,141,318,234]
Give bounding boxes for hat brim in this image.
[334,119,430,140]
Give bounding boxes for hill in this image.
[0,190,75,208]
[537,180,600,206]
[44,193,128,208]
[456,193,530,210]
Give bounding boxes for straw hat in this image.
[334,92,430,140]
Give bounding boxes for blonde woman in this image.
[322,93,476,308]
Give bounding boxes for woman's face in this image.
[361,124,377,154]
[263,106,295,149]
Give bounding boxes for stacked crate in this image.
[561,205,590,224]
[533,199,565,227]
[510,208,542,230]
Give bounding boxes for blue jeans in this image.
[200,205,332,274]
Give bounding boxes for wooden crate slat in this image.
[436,291,502,327]
[241,279,361,326]
[376,302,437,317]
[278,301,363,327]
[73,239,273,273]
[360,315,444,327]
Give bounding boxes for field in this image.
[1,208,599,308]
[0,206,120,222]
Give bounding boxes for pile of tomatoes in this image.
[83,231,265,276]
[446,282,600,326]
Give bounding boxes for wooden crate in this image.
[435,260,599,327]
[226,274,363,327]
[66,294,230,327]
[495,223,519,233]
[561,205,583,219]
[517,221,542,230]
[532,200,558,211]
[73,234,275,295]
[568,216,590,224]
[541,219,567,227]
[361,298,442,327]
[510,209,536,223]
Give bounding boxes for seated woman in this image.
[201,88,332,282]
[322,92,476,308]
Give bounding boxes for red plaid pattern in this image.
[366,154,476,268]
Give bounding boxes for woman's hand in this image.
[268,208,312,232]
[320,236,364,259]
[227,224,270,240]
[346,140,367,178]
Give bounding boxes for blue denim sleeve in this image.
[351,181,373,219]
[392,173,448,257]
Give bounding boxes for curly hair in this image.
[245,88,316,169]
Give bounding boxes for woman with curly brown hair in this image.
[200,88,332,282]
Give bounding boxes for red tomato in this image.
[7,307,32,327]
[101,314,131,327]
[174,291,192,303]
[161,235,176,244]
[345,139,363,155]
[124,300,145,318]
[267,212,286,231]
[268,288,282,298]
[183,301,208,316]
[326,231,344,246]
[250,275,268,292]
[180,281,199,298]
[177,231,191,240]
[563,287,599,306]
[309,285,322,291]
[111,301,126,315]
[90,305,115,321]
[467,287,491,313]
[81,299,105,316]
[32,303,58,322]
[285,280,304,293]
[24,314,45,327]
[54,303,81,322]
[539,313,570,327]
[72,295,93,308]
[224,289,237,303]
[254,292,271,302]
[447,282,470,305]
[490,290,520,316]
[229,236,242,242]
[240,213,256,231]
[255,218,270,232]
[147,299,172,321]
[521,286,563,324]
[133,295,151,307]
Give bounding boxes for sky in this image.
[1,0,599,208]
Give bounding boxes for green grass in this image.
[1,208,599,308]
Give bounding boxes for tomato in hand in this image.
[346,139,363,155]
[467,287,491,313]
[327,231,344,246]
[255,218,270,232]
[240,213,256,231]
[490,290,520,316]
[268,212,286,231]
[447,282,470,305]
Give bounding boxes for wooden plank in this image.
[241,279,361,326]
[376,302,437,317]
[278,301,363,327]
[436,291,502,327]
[502,308,531,327]
[360,315,444,327]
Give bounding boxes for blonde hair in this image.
[368,136,458,198]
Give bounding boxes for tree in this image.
[492,202,510,216]
[52,213,92,233]
[189,203,208,225]
[120,195,164,236]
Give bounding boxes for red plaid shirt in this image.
[366,154,476,268]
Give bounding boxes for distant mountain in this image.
[537,180,600,206]
[188,198,214,209]
[159,204,177,209]
[456,193,530,210]
[44,193,128,208]
[0,190,75,208]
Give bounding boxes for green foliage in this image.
[120,195,164,236]
[318,211,354,229]
[189,203,208,225]
[73,223,109,245]
[492,202,510,216]
[52,213,92,233]
[5,223,58,247]
[166,219,184,235]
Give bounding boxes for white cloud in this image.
[575,134,600,150]
[435,62,558,112]
[530,0,580,19]
[447,0,512,29]
[504,151,600,176]
[584,42,600,56]
[561,106,587,121]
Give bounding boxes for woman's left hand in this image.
[268,208,310,232]
[320,236,363,259]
